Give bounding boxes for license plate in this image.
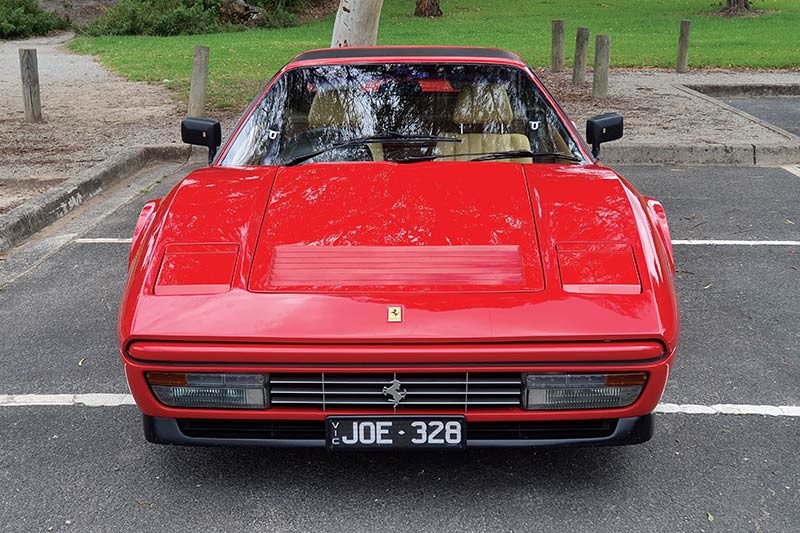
[326,416,465,450]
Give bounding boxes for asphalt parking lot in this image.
[1,161,798,532]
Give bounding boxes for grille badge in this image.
[382,379,407,405]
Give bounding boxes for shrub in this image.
[84,0,320,36]
[85,0,224,37]
[253,1,297,28]
[0,0,69,39]
[251,0,323,27]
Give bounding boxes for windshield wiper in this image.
[395,149,582,164]
[284,133,461,166]
[469,150,581,162]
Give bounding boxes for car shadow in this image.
[153,444,636,495]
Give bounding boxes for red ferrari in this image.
[119,46,678,449]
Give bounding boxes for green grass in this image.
[69,0,800,111]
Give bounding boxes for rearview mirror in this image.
[586,113,623,158]
[181,117,221,164]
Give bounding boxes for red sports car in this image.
[119,46,678,449]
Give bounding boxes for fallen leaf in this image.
[707,512,714,522]
[786,219,795,225]
[703,283,713,289]
[78,358,86,366]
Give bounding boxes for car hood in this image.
[122,162,677,345]
[248,163,544,293]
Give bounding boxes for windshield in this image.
[220,63,582,166]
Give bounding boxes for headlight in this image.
[522,373,646,410]
[147,372,268,409]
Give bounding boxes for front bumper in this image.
[143,414,654,448]
[124,340,673,448]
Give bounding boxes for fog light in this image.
[523,373,646,410]
[146,372,267,409]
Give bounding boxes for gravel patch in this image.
[0,32,184,213]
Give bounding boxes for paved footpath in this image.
[0,160,798,532]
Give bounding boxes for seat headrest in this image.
[307,90,364,128]
[452,84,513,125]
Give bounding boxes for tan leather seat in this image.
[436,84,531,162]
[307,90,383,161]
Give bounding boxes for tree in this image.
[415,0,442,17]
[331,0,384,47]
[721,0,753,16]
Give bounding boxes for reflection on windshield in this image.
[220,63,581,166]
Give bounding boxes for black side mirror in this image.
[181,117,221,164]
[586,113,623,158]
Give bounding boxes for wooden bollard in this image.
[19,49,42,123]
[676,20,691,73]
[188,45,209,117]
[572,27,590,86]
[592,35,610,100]
[551,20,565,73]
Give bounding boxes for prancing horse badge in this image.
[387,305,403,323]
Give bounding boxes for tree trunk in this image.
[722,0,753,16]
[331,0,384,48]
[415,0,442,17]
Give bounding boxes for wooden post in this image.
[572,27,590,86]
[19,49,42,123]
[592,35,610,100]
[551,20,565,73]
[676,20,691,73]
[331,0,384,48]
[188,45,209,117]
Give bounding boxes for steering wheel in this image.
[282,127,375,164]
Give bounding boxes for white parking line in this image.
[73,237,133,244]
[1,394,798,416]
[782,164,800,179]
[655,403,800,417]
[672,240,800,246]
[72,238,800,246]
[0,394,135,407]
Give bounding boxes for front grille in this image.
[269,372,523,411]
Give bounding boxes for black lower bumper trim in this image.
[143,415,654,448]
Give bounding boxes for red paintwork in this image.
[249,163,544,292]
[119,47,679,432]
[154,243,238,295]
[266,245,526,288]
[557,243,641,294]
[128,199,159,268]
[127,339,666,364]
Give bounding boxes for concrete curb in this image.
[684,84,800,98]
[602,143,755,166]
[0,144,191,253]
[601,142,800,166]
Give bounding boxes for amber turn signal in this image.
[146,372,188,386]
